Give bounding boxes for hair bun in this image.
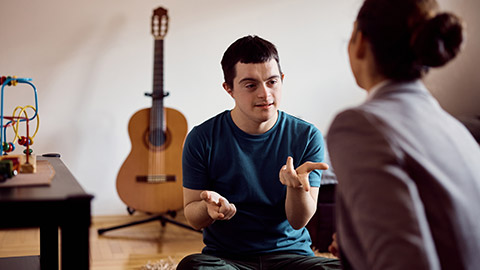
[412,12,464,67]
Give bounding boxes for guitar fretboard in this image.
[150,39,166,146]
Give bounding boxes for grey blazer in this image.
[327,80,480,270]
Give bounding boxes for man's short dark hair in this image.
[221,35,282,89]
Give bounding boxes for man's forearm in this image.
[285,187,317,229]
[184,200,214,230]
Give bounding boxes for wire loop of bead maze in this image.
[0,76,39,175]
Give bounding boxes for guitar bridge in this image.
[136,175,176,183]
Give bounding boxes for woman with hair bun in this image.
[326,0,480,269]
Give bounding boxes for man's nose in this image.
[257,83,271,98]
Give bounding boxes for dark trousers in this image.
[177,252,341,270]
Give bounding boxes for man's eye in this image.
[269,80,278,85]
[245,84,256,89]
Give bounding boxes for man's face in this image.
[224,59,283,130]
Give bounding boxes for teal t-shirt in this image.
[182,110,325,256]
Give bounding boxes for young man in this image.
[177,35,340,269]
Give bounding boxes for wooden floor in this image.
[0,211,204,269]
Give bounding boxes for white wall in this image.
[1,0,478,215]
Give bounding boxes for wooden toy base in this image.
[0,154,37,173]
[0,159,54,188]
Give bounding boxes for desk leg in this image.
[40,225,58,270]
[61,195,92,270]
[61,224,90,269]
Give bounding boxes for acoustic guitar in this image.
[116,7,187,214]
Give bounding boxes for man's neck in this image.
[230,110,278,135]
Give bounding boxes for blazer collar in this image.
[366,80,391,101]
[367,79,429,101]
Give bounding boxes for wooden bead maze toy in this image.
[0,76,39,182]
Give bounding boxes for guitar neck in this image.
[151,38,165,132]
[153,39,164,99]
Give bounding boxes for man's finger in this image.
[297,161,329,174]
[281,156,296,175]
[299,176,310,192]
[218,197,229,206]
[200,191,210,201]
[212,212,225,219]
[286,156,295,171]
[201,191,220,205]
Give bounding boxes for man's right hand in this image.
[200,191,237,220]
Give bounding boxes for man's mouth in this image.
[255,102,274,109]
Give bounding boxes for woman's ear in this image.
[352,30,368,60]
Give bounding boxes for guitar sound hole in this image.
[149,128,166,147]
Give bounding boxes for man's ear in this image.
[223,82,234,97]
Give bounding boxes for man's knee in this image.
[177,253,235,270]
[177,254,203,270]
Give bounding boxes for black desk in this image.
[0,156,93,270]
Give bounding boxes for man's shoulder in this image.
[280,111,321,133]
[193,110,230,131]
[185,111,231,150]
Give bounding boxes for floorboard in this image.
[0,211,204,269]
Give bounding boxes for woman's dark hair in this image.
[357,0,464,81]
[221,35,282,89]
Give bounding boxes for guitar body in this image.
[116,107,187,213]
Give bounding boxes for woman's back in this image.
[328,80,480,269]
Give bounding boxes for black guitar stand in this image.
[97,207,202,235]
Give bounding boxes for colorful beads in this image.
[18,136,27,145]
[9,142,15,152]
[1,140,34,155]
[18,136,33,146]
[2,142,15,152]
[0,76,18,86]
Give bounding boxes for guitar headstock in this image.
[151,7,169,40]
